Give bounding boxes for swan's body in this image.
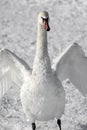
[0,11,87,130]
[20,11,65,123]
[20,67,65,122]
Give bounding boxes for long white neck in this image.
[32,23,52,75]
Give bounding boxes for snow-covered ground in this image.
[0,0,87,130]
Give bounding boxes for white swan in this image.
[0,11,87,130]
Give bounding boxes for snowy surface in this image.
[0,0,87,130]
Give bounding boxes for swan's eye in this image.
[41,17,49,23]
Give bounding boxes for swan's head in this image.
[38,11,50,31]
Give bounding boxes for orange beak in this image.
[43,20,50,31]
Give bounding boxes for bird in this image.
[0,11,87,130]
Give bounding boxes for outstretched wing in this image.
[54,43,87,96]
[0,49,31,99]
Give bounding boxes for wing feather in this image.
[55,43,87,96]
[0,49,31,99]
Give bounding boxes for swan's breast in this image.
[20,73,65,121]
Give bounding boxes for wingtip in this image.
[0,48,12,54]
[73,42,80,47]
[73,42,85,53]
[0,48,6,52]
[73,42,78,45]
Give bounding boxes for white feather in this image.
[55,43,87,96]
[0,49,31,99]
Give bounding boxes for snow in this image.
[0,0,87,130]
